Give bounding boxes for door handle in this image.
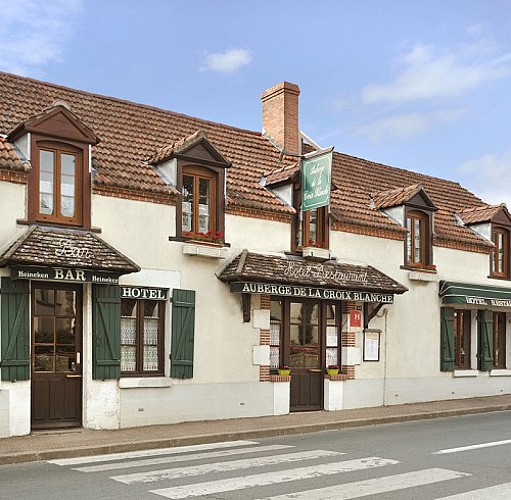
[308,369,321,373]
[66,374,82,378]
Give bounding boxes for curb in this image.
[2,404,511,466]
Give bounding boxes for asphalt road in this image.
[2,410,511,499]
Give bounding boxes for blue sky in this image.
[2,0,511,205]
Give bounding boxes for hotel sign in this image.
[121,286,168,300]
[11,265,119,284]
[301,150,333,211]
[457,296,511,307]
[230,281,394,303]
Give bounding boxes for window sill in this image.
[453,369,477,378]
[182,241,228,259]
[302,246,331,261]
[490,369,511,377]
[407,270,438,282]
[119,377,172,389]
[488,274,511,281]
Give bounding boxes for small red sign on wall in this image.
[350,310,362,328]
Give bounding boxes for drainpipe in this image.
[382,309,388,407]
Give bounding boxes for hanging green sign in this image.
[301,150,333,211]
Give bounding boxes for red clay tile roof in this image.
[329,152,491,248]
[0,72,291,213]
[0,225,140,273]
[219,250,408,295]
[0,72,494,249]
[372,183,424,209]
[263,162,299,186]
[458,204,507,225]
[147,130,231,166]
[0,137,29,172]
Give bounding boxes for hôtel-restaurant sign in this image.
[230,281,394,303]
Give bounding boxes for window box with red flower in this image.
[182,230,228,258]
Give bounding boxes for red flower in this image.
[183,230,224,244]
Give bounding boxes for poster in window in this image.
[326,326,338,347]
[363,329,380,361]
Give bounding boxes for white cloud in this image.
[355,109,465,143]
[457,149,511,206]
[200,48,252,73]
[361,41,511,105]
[0,0,83,75]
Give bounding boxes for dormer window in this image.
[149,131,230,243]
[372,184,437,271]
[37,142,82,225]
[7,104,98,229]
[458,205,511,280]
[182,166,217,234]
[406,209,429,267]
[491,226,510,278]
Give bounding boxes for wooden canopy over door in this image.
[31,282,83,429]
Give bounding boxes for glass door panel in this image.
[289,302,319,369]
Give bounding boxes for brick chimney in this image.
[261,82,300,155]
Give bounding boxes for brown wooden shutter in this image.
[440,307,455,372]
[171,289,195,379]
[92,284,121,380]
[0,278,30,381]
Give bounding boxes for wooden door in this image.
[288,301,323,411]
[31,283,82,429]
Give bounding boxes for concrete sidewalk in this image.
[2,394,511,465]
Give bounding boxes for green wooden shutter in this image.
[440,307,455,372]
[92,284,121,380]
[171,289,195,379]
[479,310,493,371]
[0,278,30,381]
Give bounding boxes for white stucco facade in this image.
[3,174,511,438]
[1,74,511,439]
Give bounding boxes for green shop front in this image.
[440,281,511,373]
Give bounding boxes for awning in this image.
[0,225,140,281]
[439,280,511,308]
[218,250,407,303]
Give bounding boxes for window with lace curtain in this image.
[121,299,165,375]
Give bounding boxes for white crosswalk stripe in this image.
[48,439,258,466]
[437,482,511,499]
[111,449,344,484]
[48,440,510,499]
[73,444,293,473]
[149,457,399,499]
[253,468,470,499]
[434,438,511,455]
